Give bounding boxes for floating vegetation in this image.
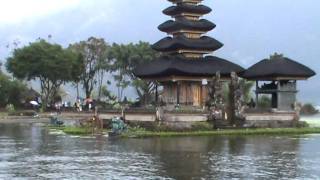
[62,127,91,135]
[48,125,108,136]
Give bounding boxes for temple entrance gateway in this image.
[192,83,201,106]
[161,81,207,106]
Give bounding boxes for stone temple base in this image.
[244,112,299,128]
[99,110,302,129]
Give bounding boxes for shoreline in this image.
[0,112,93,124]
[2,113,320,138]
[0,117,50,124]
[47,126,320,138]
[121,128,320,138]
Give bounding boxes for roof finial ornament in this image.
[270,52,284,60]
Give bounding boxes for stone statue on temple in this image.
[208,71,224,121]
[228,72,246,125]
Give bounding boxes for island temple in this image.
[127,0,316,127]
[134,0,243,107]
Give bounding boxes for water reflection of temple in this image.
[115,136,302,179]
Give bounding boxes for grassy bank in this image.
[50,127,320,137]
[122,128,320,138]
[62,127,93,135]
[48,120,320,137]
[49,126,95,135]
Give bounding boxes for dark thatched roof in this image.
[134,55,244,78]
[158,18,215,33]
[168,0,203,3]
[163,4,211,16]
[152,35,223,52]
[242,54,316,80]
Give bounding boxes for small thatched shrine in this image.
[243,53,316,111]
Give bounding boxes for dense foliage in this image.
[4,38,161,110]
[69,37,111,99]
[109,41,159,104]
[0,73,28,108]
[301,103,319,115]
[6,39,83,108]
[6,37,315,113]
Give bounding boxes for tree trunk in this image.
[76,83,79,99]
[97,71,104,101]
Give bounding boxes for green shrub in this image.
[297,121,309,128]
[0,73,28,108]
[63,127,90,135]
[301,103,319,115]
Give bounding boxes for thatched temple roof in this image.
[152,35,223,52]
[163,4,211,16]
[134,55,244,79]
[242,54,316,80]
[133,0,244,81]
[168,0,204,4]
[159,18,215,33]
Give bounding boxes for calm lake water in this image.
[1,123,320,179]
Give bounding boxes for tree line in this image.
[6,37,312,112]
[4,37,159,110]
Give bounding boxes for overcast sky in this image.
[0,0,319,104]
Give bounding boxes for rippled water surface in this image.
[1,123,320,179]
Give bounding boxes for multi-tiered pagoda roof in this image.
[163,3,212,16]
[158,18,216,33]
[134,0,243,79]
[152,35,223,52]
[134,55,244,78]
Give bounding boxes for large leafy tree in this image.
[6,39,83,108]
[69,37,111,99]
[0,72,28,107]
[110,41,159,104]
[109,43,132,102]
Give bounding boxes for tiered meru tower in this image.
[134,0,244,107]
[156,0,222,58]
